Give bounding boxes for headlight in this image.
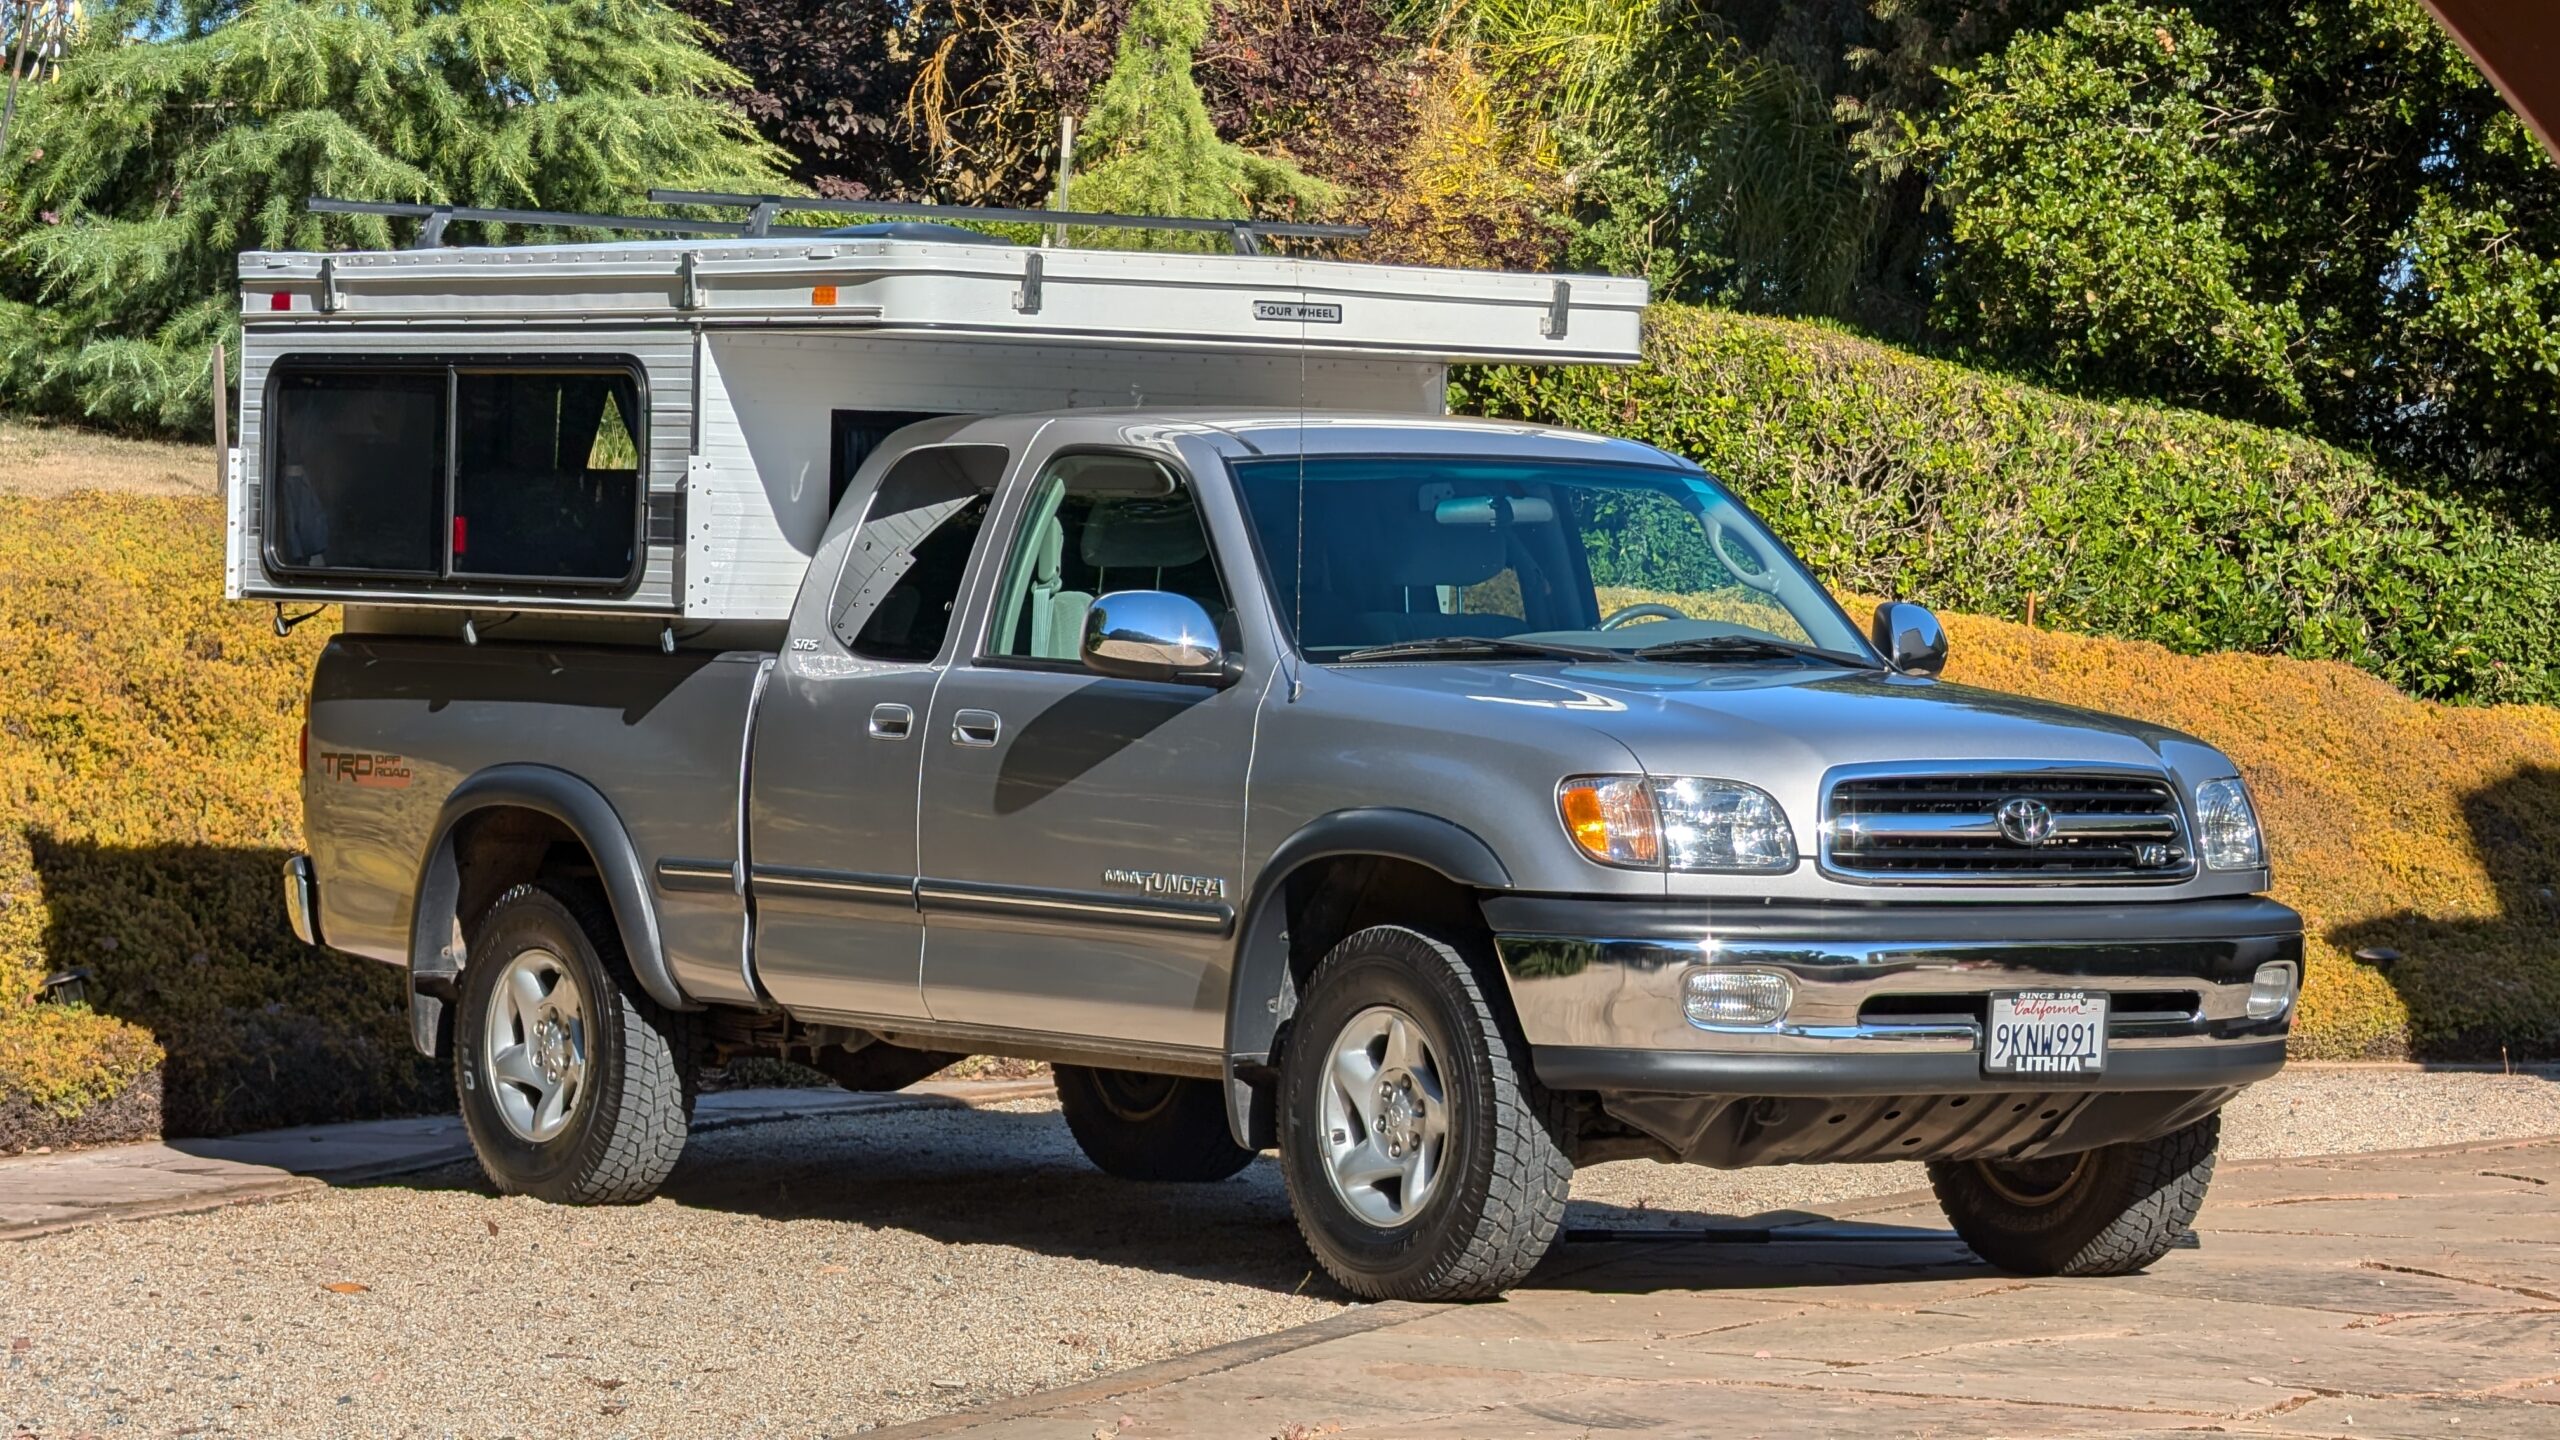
[2193,777,2265,870]
[1558,775,1797,872]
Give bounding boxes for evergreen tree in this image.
[0,0,786,434]
[1068,0,1334,247]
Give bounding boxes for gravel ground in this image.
[5,1069,2556,1439]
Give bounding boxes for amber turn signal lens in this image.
[812,284,838,306]
[1558,776,1660,866]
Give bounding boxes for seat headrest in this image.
[1033,516,1065,585]
[1379,517,1507,588]
[1081,499,1209,569]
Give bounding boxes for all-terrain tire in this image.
[1929,1112,2221,1276]
[454,880,697,1205]
[1278,925,1573,1302]
[1053,1066,1256,1182]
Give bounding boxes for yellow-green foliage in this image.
[0,496,440,1136]
[1939,609,2560,1060]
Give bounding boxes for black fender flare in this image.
[408,763,693,1016]
[1219,808,1512,1145]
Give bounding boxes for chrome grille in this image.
[1822,771,2193,884]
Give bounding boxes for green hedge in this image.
[1458,304,2560,705]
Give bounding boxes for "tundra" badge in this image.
[1102,868,1229,900]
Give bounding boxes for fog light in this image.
[2247,962,2298,1020]
[1684,969,1794,1029]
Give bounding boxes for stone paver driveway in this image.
[903,1136,2560,1438]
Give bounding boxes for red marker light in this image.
[269,292,291,311]
[452,516,468,555]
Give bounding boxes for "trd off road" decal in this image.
[317,751,413,788]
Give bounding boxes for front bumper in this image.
[1487,893,2301,1098]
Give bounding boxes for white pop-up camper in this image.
[227,193,1647,627]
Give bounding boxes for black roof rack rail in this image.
[648,189,1368,256]
[306,193,1371,256]
[308,196,758,247]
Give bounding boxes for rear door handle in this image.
[952,709,1002,747]
[868,703,913,740]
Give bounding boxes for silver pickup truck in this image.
[288,410,2301,1301]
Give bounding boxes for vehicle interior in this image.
[1236,456,1854,658]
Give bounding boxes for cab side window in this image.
[830,445,1009,659]
[987,454,1232,662]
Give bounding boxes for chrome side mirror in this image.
[1870,602,1948,676]
[1082,590,1228,683]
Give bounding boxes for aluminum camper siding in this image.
[232,321,694,614]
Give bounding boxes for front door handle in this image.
[952,708,1002,747]
[868,703,913,740]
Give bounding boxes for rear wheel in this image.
[1054,1065,1256,1182]
[1929,1113,2221,1276]
[454,880,696,1205]
[1278,925,1572,1302]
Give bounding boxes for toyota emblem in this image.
[1995,796,2057,846]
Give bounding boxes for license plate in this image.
[1985,991,2109,1076]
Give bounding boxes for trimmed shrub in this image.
[1459,304,2560,706]
[0,496,442,1147]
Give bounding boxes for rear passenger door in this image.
[916,449,1262,1056]
[748,444,1009,1022]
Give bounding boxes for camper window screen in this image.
[451,371,644,582]
[270,370,446,576]
[267,362,644,588]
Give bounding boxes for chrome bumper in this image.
[1486,894,2300,1095]
[282,854,322,947]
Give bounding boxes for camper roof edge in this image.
[234,238,1650,370]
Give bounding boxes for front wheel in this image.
[1279,926,1572,1302]
[454,880,697,1205]
[1929,1112,2221,1276]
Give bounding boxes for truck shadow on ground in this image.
[24,832,448,1139]
[2323,765,2560,1063]
[368,1102,1985,1300]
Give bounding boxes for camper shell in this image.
[228,230,1647,624]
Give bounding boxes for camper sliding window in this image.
[266,362,646,588]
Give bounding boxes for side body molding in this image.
[407,765,694,1056]
[1221,808,1513,1145]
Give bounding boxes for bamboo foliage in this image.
[1407,0,1871,313]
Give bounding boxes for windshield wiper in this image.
[1632,635,1880,668]
[1335,636,1622,664]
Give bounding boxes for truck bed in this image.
[305,635,769,1005]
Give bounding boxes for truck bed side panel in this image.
[305,637,764,1004]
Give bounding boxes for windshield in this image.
[1233,455,1872,663]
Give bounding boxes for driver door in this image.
[915,450,1263,1054]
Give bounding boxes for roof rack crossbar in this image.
[308,197,757,245]
[649,189,1368,255]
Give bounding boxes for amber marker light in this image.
[1558,776,1660,867]
[811,284,838,306]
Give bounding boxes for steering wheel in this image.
[1710,519,1785,594]
[1600,603,1690,630]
